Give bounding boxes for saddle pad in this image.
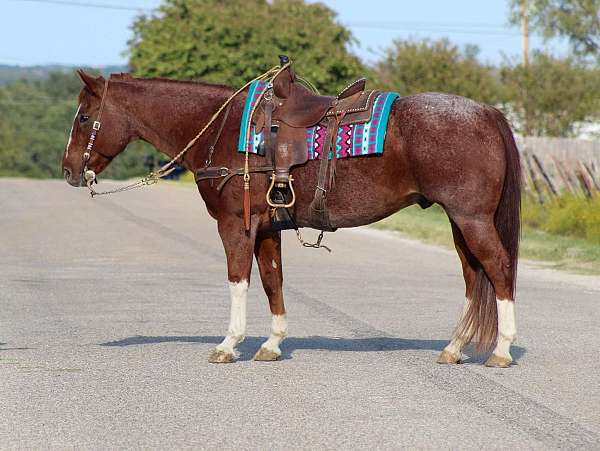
[237,80,399,159]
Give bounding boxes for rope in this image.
[87,63,288,197]
[295,75,320,94]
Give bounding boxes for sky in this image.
[0,0,568,67]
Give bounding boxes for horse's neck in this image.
[114,78,235,164]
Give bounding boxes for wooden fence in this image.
[518,137,600,163]
[516,137,600,202]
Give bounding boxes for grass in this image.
[373,203,600,275]
[160,171,195,185]
[171,171,600,274]
[176,171,196,183]
[522,194,600,244]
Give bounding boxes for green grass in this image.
[522,194,600,244]
[160,171,195,186]
[373,203,600,275]
[177,171,196,183]
[171,172,600,274]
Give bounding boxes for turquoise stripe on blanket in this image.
[238,80,399,159]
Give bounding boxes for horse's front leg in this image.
[208,216,258,363]
[253,230,287,361]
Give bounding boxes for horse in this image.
[62,68,520,367]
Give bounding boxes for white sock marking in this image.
[493,298,516,359]
[260,314,288,356]
[215,279,248,356]
[443,297,471,357]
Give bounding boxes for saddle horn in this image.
[272,55,295,99]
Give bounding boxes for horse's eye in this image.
[79,114,90,123]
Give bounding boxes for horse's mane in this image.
[111,72,233,91]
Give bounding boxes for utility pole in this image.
[521,0,531,135]
[521,0,529,67]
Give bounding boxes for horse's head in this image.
[62,70,133,187]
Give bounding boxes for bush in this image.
[522,194,600,243]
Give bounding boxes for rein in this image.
[85,62,291,197]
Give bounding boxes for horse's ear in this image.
[77,69,105,97]
[272,66,295,99]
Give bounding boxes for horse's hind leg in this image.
[253,231,287,361]
[452,215,517,367]
[208,216,258,363]
[437,221,477,364]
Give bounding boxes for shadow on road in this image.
[99,335,526,362]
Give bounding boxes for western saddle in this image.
[196,56,380,232]
[255,56,380,231]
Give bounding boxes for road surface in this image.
[1,178,599,449]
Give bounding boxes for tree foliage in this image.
[0,71,159,179]
[3,0,600,181]
[500,52,599,136]
[127,0,365,93]
[372,38,501,104]
[509,0,600,60]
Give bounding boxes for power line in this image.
[11,0,153,12]
[347,20,513,31]
[345,21,525,37]
[10,1,527,37]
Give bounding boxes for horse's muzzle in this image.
[63,167,84,187]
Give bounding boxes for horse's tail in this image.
[492,108,521,299]
[460,107,521,350]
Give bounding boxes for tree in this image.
[372,38,501,104]
[500,52,599,136]
[509,0,600,60]
[0,72,160,179]
[127,0,365,94]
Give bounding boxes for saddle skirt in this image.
[237,80,399,160]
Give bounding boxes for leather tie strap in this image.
[203,101,233,169]
[308,116,338,231]
[263,99,274,166]
[328,111,346,191]
[195,165,275,192]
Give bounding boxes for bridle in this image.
[81,75,112,186]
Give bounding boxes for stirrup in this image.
[266,173,296,208]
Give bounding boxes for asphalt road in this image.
[1,178,600,450]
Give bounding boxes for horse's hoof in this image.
[436,350,461,364]
[253,347,281,362]
[485,353,512,368]
[208,349,236,363]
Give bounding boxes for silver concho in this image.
[84,170,96,182]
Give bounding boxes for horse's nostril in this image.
[63,168,72,181]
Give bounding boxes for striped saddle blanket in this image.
[237,80,399,159]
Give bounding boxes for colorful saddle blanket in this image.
[237,80,399,159]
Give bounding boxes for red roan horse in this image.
[62,69,520,367]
